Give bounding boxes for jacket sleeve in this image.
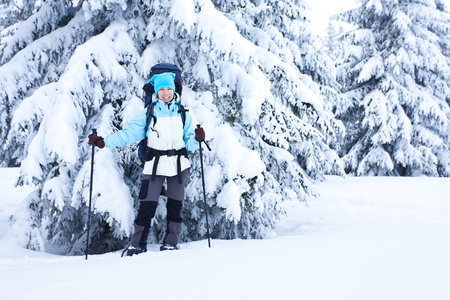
[183,110,200,152]
[104,108,147,148]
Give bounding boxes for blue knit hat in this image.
[150,72,176,95]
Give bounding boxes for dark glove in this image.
[88,134,105,148]
[195,127,205,142]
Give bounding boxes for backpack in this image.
[138,63,188,167]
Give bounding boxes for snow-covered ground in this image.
[0,167,449,300]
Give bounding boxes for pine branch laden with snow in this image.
[0,0,44,40]
[0,0,343,253]
[336,0,450,176]
[0,0,71,65]
[0,11,97,166]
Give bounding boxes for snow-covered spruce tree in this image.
[0,0,87,166]
[335,0,450,176]
[1,0,343,254]
[324,20,355,63]
[211,0,345,179]
[2,0,142,253]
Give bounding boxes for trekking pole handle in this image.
[91,129,98,147]
[196,124,211,151]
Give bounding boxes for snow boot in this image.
[160,243,179,251]
[121,245,147,257]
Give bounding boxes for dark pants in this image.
[130,169,189,248]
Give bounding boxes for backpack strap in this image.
[144,102,157,136]
[177,102,187,128]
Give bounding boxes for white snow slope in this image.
[0,168,449,300]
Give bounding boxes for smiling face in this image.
[157,87,175,103]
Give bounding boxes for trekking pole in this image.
[86,129,96,260]
[197,124,211,247]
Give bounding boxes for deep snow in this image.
[0,168,449,300]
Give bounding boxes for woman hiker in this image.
[88,71,205,256]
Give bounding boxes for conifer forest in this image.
[0,0,448,254]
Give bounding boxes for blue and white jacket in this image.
[104,94,198,177]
